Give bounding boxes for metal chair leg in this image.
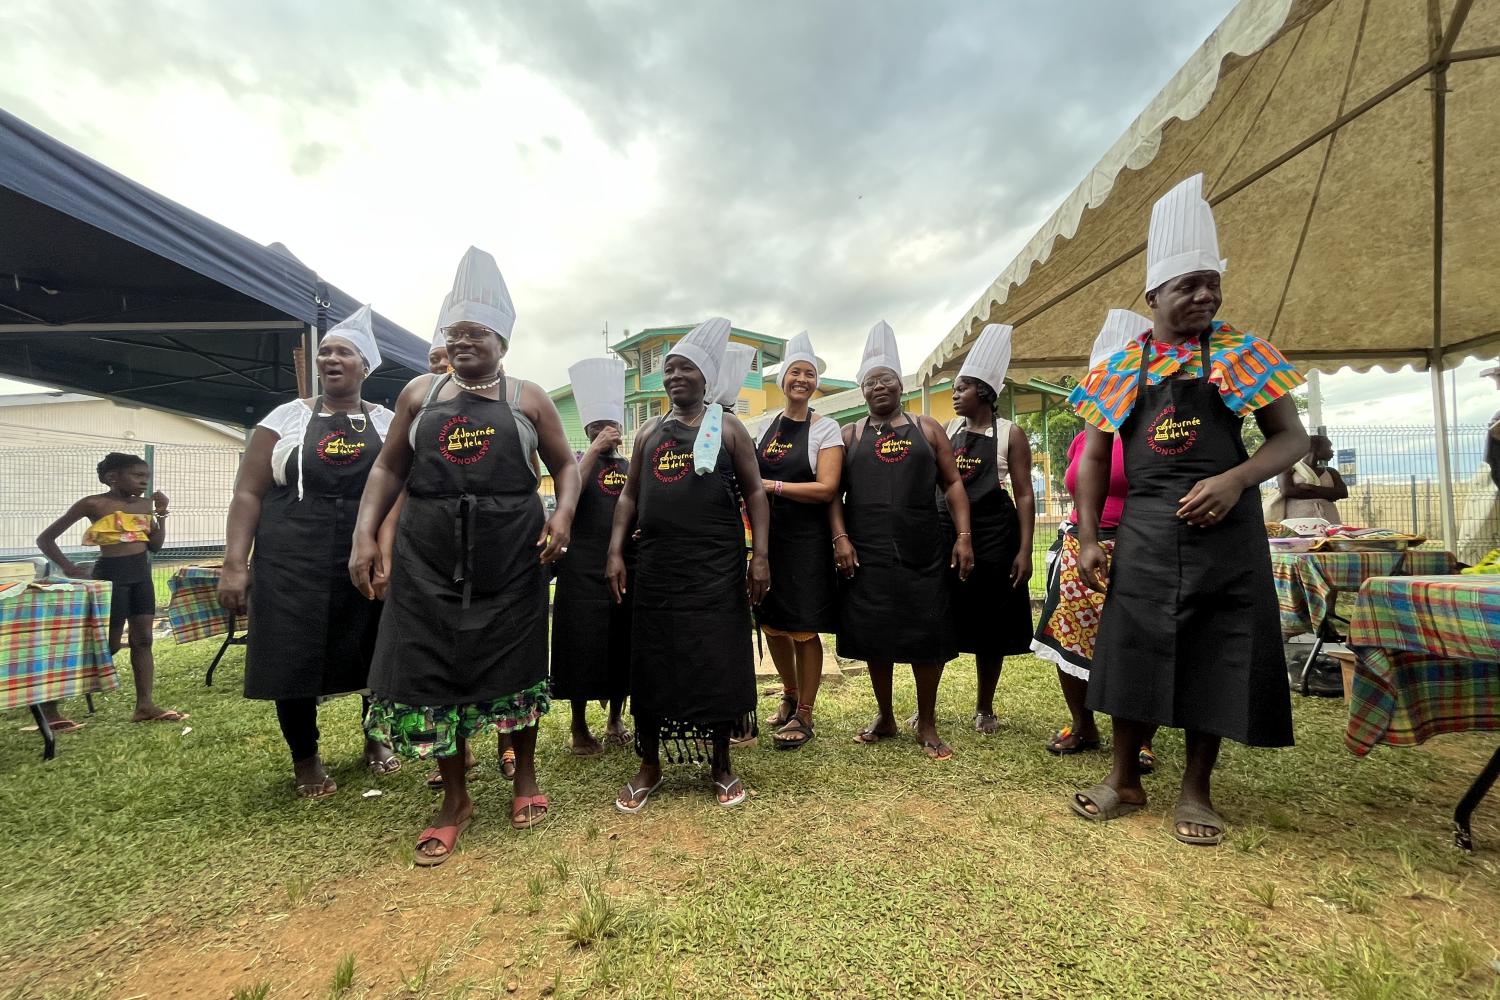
[205,616,238,686]
[30,705,56,761]
[1454,745,1500,852]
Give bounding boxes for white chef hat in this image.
[857,320,902,384]
[712,343,757,408]
[1090,309,1153,368]
[439,246,516,342]
[430,292,452,350]
[778,331,826,386]
[323,303,381,372]
[666,317,732,392]
[569,357,626,428]
[957,323,1013,394]
[1145,174,1227,294]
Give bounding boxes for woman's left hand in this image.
[536,511,573,564]
[1009,550,1032,589]
[747,553,770,605]
[951,535,975,582]
[1177,472,1246,527]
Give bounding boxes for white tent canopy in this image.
[918,0,1500,546]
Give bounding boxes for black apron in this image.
[1087,334,1293,747]
[245,399,382,700]
[938,424,1033,657]
[551,453,633,701]
[368,376,548,706]
[754,413,838,633]
[630,417,756,742]
[835,416,956,664]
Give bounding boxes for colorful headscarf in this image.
[1068,321,1303,433]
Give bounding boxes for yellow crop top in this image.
[82,511,154,546]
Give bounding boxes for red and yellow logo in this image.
[761,436,794,465]
[316,431,364,467]
[954,448,982,482]
[652,439,691,484]
[439,415,497,466]
[598,465,627,496]
[875,431,911,464]
[1147,404,1200,456]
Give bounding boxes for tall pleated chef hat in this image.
[569,357,626,427]
[439,246,517,342]
[430,292,452,350]
[666,317,732,391]
[323,303,381,372]
[1090,309,1153,368]
[957,323,1013,393]
[856,320,902,384]
[712,343,757,408]
[1145,173,1227,294]
[778,331,826,385]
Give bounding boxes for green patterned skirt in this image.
[364,678,551,760]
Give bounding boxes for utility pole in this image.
[1307,369,1324,434]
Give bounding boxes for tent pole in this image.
[1430,355,1458,549]
[921,376,930,416]
[302,324,317,397]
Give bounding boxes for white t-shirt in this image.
[764,411,843,473]
[257,399,394,495]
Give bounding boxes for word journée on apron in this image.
[410,374,538,608]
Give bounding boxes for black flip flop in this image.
[773,715,814,751]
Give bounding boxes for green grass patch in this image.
[1,639,1497,997]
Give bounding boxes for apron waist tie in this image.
[452,493,478,609]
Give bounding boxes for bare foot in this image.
[132,705,188,723]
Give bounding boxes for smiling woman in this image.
[348,248,582,863]
[218,304,398,800]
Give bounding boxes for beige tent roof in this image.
[919,0,1500,385]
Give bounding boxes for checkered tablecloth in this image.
[0,579,119,710]
[1273,549,1458,639]
[165,565,243,644]
[1344,576,1500,754]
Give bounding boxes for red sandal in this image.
[511,794,550,830]
[414,811,473,867]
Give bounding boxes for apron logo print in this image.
[954,449,982,482]
[761,437,793,465]
[875,432,912,464]
[652,439,691,484]
[598,466,627,496]
[1147,404,1201,456]
[316,431,363,466]
[439,415,497,466]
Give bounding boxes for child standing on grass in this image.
[36,452,187,729]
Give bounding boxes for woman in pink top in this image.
[1030,432,1156,766]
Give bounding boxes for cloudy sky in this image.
[1,0,1495,424]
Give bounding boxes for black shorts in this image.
[91,552,156,627]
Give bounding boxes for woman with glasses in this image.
[832,321,973,761]
[350,248,581,864]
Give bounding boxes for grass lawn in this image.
[1,639,1498,999]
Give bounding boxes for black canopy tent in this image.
[0,109,426,427]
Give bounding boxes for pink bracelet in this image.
[773,480,783,496]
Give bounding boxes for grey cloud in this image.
[0,0,1238,387]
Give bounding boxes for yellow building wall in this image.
[905,392,957,424]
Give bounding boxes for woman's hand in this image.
[536,510,573,564]
[1177,472,1246,528]
[1010,550,1032,590]
[218,564,251,613]
[606,552,627,604]
[1077,541,1110,593]
[348,534,383,599]
[834,536,859,578]
[152,490,170,514]
[371,560,391,601]
[951,535,975,581]
[747,553,770,605]
[590,425,623,454]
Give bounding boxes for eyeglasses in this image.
[860,374,901,389]
[441,324,496,345]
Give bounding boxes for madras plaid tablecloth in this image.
[0,579,119,710]
[1273,549,1457,639]
[1344,576,1500,754]
[166,565,242,644]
